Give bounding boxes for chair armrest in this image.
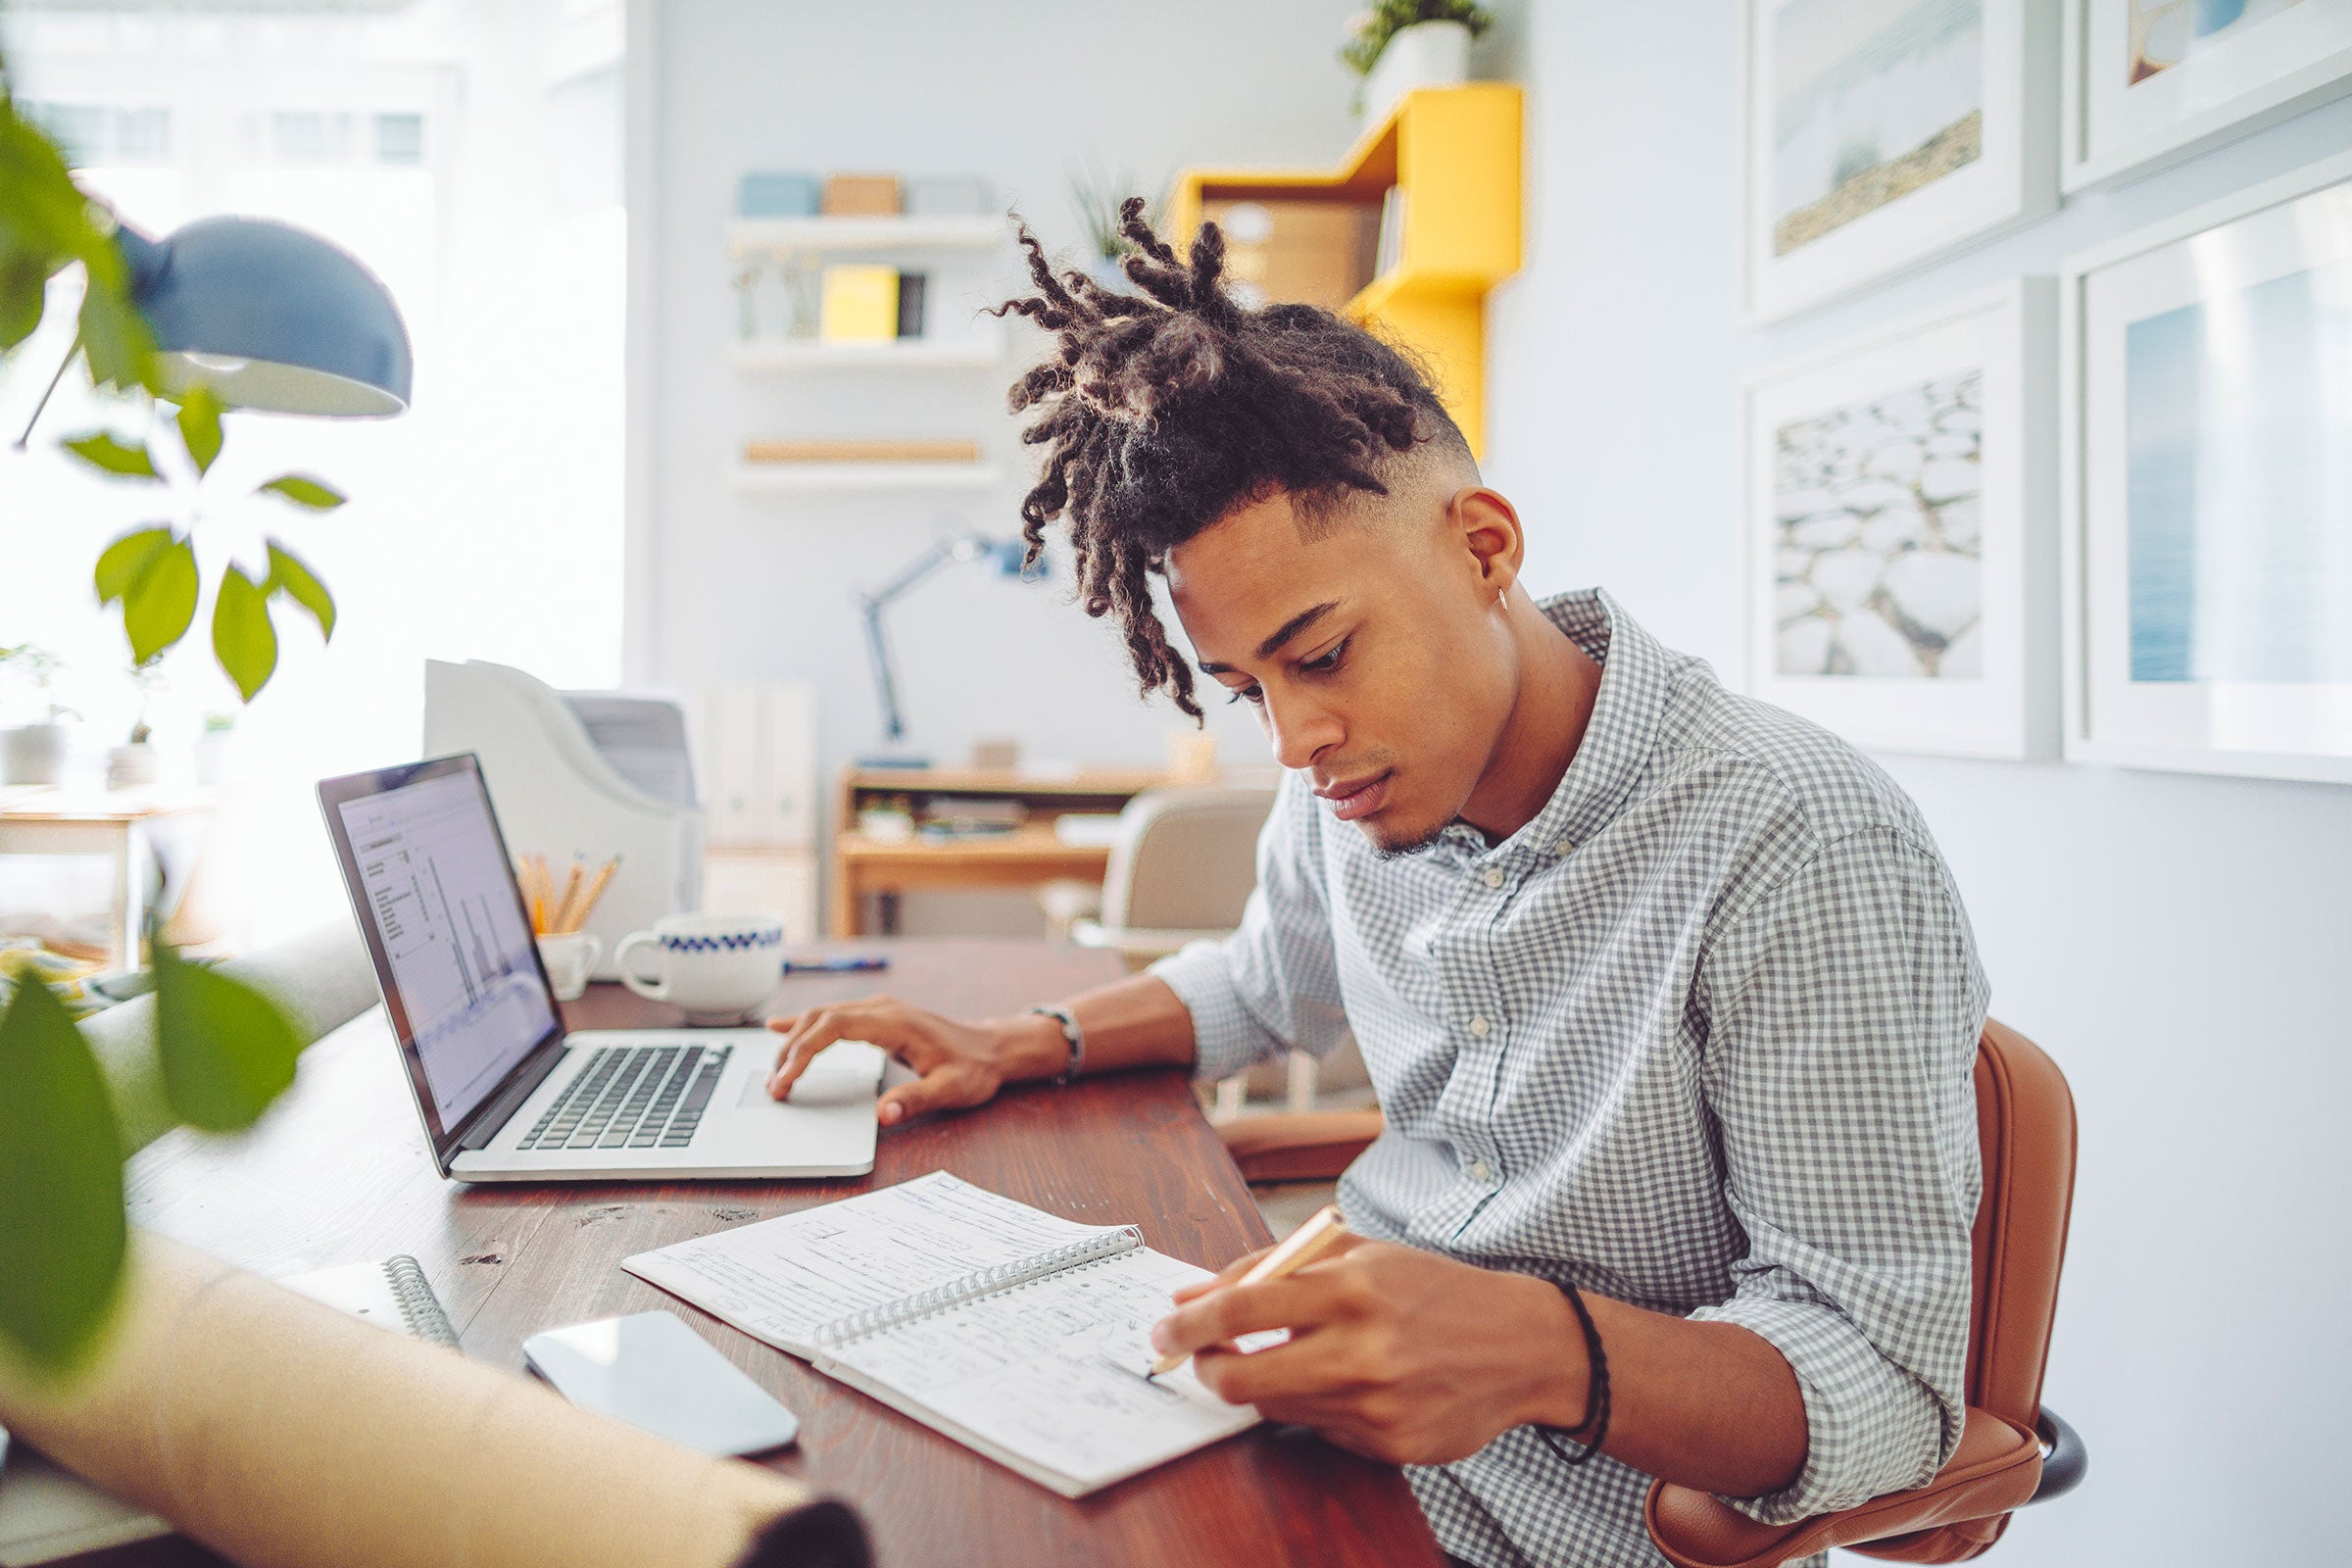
[1217,1110,1384,1184]
[1643,1406,2042,1568]
[1066,919,1233,964]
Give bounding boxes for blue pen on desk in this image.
[779,956,891,975]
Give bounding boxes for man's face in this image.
[1166,480,1523,856]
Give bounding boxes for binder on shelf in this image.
[818,265,900,341]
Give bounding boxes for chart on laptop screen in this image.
[338,770,557,1127]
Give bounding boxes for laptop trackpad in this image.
[739,1040,886,1109]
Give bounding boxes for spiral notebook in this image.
[622,1171,1260,1496]
[0,1257,455,1566]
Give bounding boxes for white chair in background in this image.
[422,661,703,979]
[1067,784,1368,1119]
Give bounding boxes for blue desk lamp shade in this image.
[114,216,413,416]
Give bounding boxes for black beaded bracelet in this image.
[1535,1280,1611,1467]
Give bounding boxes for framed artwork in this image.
[1746,279,2059,760]
[2062,0,2352,192]
[1740,0,2058,322]
[2063,148,2352,783]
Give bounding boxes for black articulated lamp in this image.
[15,211,413,444]
[856,529,1045,770]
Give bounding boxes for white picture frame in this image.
[2061,0,2352,193]
[2061,147,2352,783]
[1746,278,2059,760]
[1740,0,2059,324]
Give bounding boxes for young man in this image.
[767,205,1984,1568]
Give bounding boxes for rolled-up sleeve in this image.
[1688,825,1986,1524]
[1150,771,1350,1084]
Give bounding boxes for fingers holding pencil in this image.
[1150,1205,1352,1377]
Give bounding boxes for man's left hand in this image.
[1150,1236,1589,1466]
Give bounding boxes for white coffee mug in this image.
[535,931,604,1003]
[612,913,784,1026]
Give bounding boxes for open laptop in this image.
[318,754,883,1182]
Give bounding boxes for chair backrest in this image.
[1852,1019,2078,1563]
[1101,786,1278,932]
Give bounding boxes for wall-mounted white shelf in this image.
[730,463,1003,495]
[731,336,1004,371]
[725,216,1004,254]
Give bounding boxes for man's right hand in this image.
[765,998,1067,1126]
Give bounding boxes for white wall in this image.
[634,0,1368,803]
[1482,7,2352,1565]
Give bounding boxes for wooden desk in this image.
[831,768,1172,937]
[110,939,1442,1568]
[0,788,213,968]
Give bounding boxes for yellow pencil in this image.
[549,858,586,935]
[1150,1203,1350,1377]
[566,856,620,934]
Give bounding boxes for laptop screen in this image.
[327,759,560,1139]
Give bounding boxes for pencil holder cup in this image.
[536,931,604,1002]
[613,913,784,1025]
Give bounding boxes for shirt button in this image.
[1482,867,1504,889]
[1469,1159,1493,1183]
[1551,839,1571,857]
[1468,1015,1492,1037]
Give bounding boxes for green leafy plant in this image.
[1339,0,1494,77]
[0,58,348,1380]
[5,63,346,707]
[0,643,74,723]
[1066,155,1166,265]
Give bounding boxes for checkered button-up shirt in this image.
[1153,589,1985,1568]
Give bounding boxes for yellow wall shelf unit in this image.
[1169,83,1522,458]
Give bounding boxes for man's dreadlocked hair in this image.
[990,197,1471,720]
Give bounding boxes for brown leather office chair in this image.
[1219,1019,2086,1566]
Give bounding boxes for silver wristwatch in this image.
[1028,1004,1085,1085]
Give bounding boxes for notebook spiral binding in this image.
[385,1255,460,1348]
[811,1226,1145,1348]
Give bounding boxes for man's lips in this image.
[1316,771,1392,822]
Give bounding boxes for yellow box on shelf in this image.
[818,264,901,341]
[1169,83,1522,457]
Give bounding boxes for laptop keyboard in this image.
[515,1044,732,1152]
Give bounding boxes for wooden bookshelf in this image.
[1168,84,1523,456]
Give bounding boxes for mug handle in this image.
[612,931,667,1002]
[575,932,605,974]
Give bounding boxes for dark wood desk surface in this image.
[111,939,1443,1568]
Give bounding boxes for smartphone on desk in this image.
[522,1309,800,1456]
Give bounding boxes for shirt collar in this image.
[1429,587,1669,867]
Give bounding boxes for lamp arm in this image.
[10,331,82,451]
[861,598,906,746]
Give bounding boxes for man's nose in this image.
[1263,690,1344,772]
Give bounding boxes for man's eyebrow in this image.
[1198,601,1343,674]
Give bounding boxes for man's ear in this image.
[1450,488,1526,599]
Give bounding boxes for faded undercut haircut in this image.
[990,198,1472,719]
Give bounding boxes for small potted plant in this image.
[1,644,76,786]
[1342,2,1494,124]
[106,661,165,791]
[1067,156,1165,288]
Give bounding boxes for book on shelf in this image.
[895,272,927,339]
[818,264,900,341]
[1375,184,1407,279]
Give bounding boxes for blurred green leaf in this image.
[174,386,223,476]
[93,526,172,604]
[152,941,302,1133]
[61,430,158,480]
[210,564,277,703]
[256,473,346,512]
[75,273,157,396]
[264,539,334,642]
[0,971,127,1375]
[121,534,198,665]
[0,249,44,350]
